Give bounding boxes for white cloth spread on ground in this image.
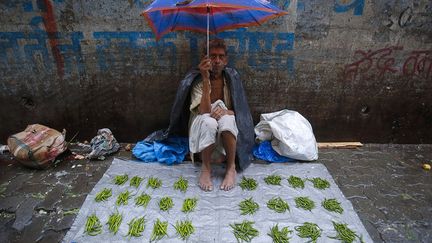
[63,158,373,243]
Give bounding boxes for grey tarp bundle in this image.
[87,128,120,159]
[63,158,372,242]
[144,67,255,172]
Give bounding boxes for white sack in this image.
[255,110,318,161]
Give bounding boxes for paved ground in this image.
[0,144,431,243]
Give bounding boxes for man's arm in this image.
[198,57,212,114]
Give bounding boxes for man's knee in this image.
[218,115,238,137]
[202,116,218,131]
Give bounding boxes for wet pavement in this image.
[0,144,431,243]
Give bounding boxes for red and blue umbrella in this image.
[142,0,287,54]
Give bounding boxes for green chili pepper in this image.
[174,176,188,193]
[150,218,168,241]
[95,188,112,202]
[267,197,290,213]
[230,220,259,242]
[309,177,330,190]
[322,198,344,214]
[130,176,143,188]
[84,213,103,236]
[239,177,258,191]
[147,177,162,189]
[239,197,259,215]
[287,176,304,189]
[159,196,174,211]
[126,216,146,238]
[268,224,292,243]
[113,174,128,185]
[264,175,282,186]
[174,220,195,240]
[106,210,122,234]
[181,198,198,213]
[294,197,315,211]
[330,221,361,243]
[295,222,322,243]
[116,190,132,206]
[135,193,151,208]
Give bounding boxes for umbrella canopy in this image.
[142,0,288,40]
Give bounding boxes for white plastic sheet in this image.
[255,110,319,161]
[63,158,371,242]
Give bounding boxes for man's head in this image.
[203,38,228,76]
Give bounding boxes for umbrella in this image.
[141,0,287,55]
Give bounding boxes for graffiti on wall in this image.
[0,28,84,77]
[1,29,296,77]
[334,0,365,16]
[94,31,178,72]
[0,1,296,79]
[343,46,432,81]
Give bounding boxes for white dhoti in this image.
[189,100,238,161]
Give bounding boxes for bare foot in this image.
[199,170,213,191]
[220,167,236,191]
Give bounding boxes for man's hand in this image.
[198,56,212,80]
[211,107,234,120]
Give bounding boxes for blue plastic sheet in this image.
[253,141,296,163]
[132,136,189,165]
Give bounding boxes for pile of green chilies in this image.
[84,213,102,236]
[309,177,330,189]
[239,197,259,215]
[294,197,315,211]
[147,177,162,189]
[126,216,146,238]
[239,176,258,191]
[322,198,344,214]
[174,176,188,193]
[267,197,290,213]
[135,193,151,208]
[181,198,198,213]
[330,222,359,243]
[267,224,292,243]
[116,190,131,206]
[287,176,304,189]
[113,174,128,185]
[174,220,195,240]
[130,176,143,188]
[264,175,282,186]
[106,211,122,234]
[295,222,322,243]
[230,220,259,242]
[150,219,168,241]
[159,196,174,211]
[95,188,112,202]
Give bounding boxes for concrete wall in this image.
[1,0,431,143]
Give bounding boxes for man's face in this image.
[209,47,228,75]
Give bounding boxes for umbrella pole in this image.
[207,6,209,57]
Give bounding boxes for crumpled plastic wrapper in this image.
[63,159,372,243]
[87,128,120,160]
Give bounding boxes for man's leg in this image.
[199,144,214,191]
[220,131,237,191]
[193,115,218,191]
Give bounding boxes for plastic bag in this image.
[255,110,318,161]
[133,136,189,165]
[253,141,296,162]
